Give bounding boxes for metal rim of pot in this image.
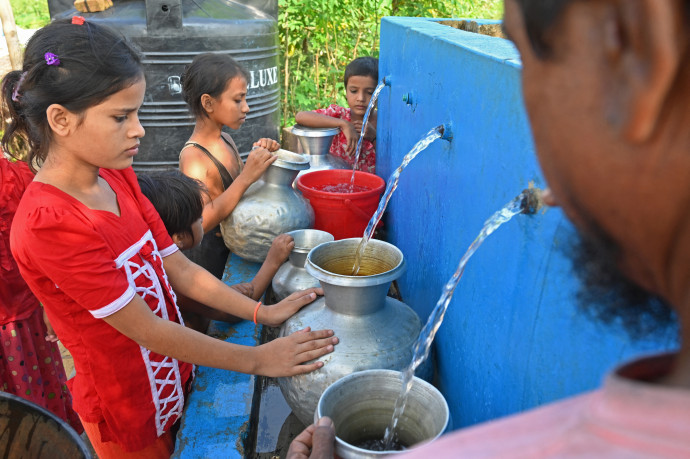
[305,238,406,288]
[315,369,450,457]
[291,124,341,137]
[286,229,335,255]
[272,149,311,171]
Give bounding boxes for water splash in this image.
[382,189,541,449]
[350,81,387,184]
[351,126,444,275]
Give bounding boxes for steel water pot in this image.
[291,124,349,188]
[277,238,431,425]
[316,369,450,459]
[220,149,314,263]
[271,229,334,302]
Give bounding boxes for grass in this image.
[9,0,50,29]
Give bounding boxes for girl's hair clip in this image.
[44,52,60,66]
[72,16,85,25]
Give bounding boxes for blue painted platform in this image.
[173,254,263,459]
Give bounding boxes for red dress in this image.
[0,157,82,432]
[315,104,376,173]
[10,167,194,452]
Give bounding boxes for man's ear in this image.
[45,104,75,137]
[201,94,214,114]
[612,0,684,143]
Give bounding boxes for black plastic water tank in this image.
[49,0,280,171]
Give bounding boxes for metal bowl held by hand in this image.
[316,369,450,459]
[220,149,314,263]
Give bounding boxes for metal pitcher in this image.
[277,238,431,425]
[271,229,334,301]
[220,149,314,263]
[291,125,349,188]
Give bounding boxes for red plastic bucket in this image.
[296,169,385,240]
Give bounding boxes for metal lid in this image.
[272,149,310,171]
[291,124,341,137]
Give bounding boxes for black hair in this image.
[0,18,143,170]
[512,0,690,58]
[137,170,208,237]
[344,56,378,87]
[181,53,250,120]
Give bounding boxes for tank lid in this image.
[272,149,310,171]
[291,125,341,137]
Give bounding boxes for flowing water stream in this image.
[351,126,444,275]
[381,188,542,449]
[350,81,387,185]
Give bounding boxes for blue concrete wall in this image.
[378,17,678,429]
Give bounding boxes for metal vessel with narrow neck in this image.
[277,238,430,425]
[291,125,349,187]
[220,150,314,262]
[271,229,334,301]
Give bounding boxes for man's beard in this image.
[569,225,676,340]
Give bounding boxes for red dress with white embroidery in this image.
[10,167,194,452]
[314,104,376,173]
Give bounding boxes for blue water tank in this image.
[49,0,280,171]
[378,16,677,430]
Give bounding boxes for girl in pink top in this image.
[5,18,337,458]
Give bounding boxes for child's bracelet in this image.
[253,301,262,325]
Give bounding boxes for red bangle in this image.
[253,301,262,325]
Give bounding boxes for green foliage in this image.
[279,0,504,128]
[9,0,50,29]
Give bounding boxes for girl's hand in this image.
[340,121,358,156]
[230,282,254,298]
[265,233,294,269]
[238,147,277,186]
[43,309,59,342]
[254,327,338,377]
[258,288,324,327]
[253,138,280,152]
[352,119,376,142]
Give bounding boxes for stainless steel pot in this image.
[271,229,335,301]
[291,125,350,188]
[277,238,431,425]
[220,149,314,262]
[316,369,449,459]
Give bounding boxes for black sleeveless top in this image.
[180,136,243,279]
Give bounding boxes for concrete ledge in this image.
[174,254,263,458]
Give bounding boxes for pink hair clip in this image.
[44,52,60,66]
[72,16,85,25]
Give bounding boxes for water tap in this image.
[440,123,453,141]
[519,187,544,215]
[383,75,392,86]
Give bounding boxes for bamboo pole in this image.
[0,0,21,70]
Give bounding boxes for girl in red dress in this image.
[4,18,337,458]
[0,156,82,434]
